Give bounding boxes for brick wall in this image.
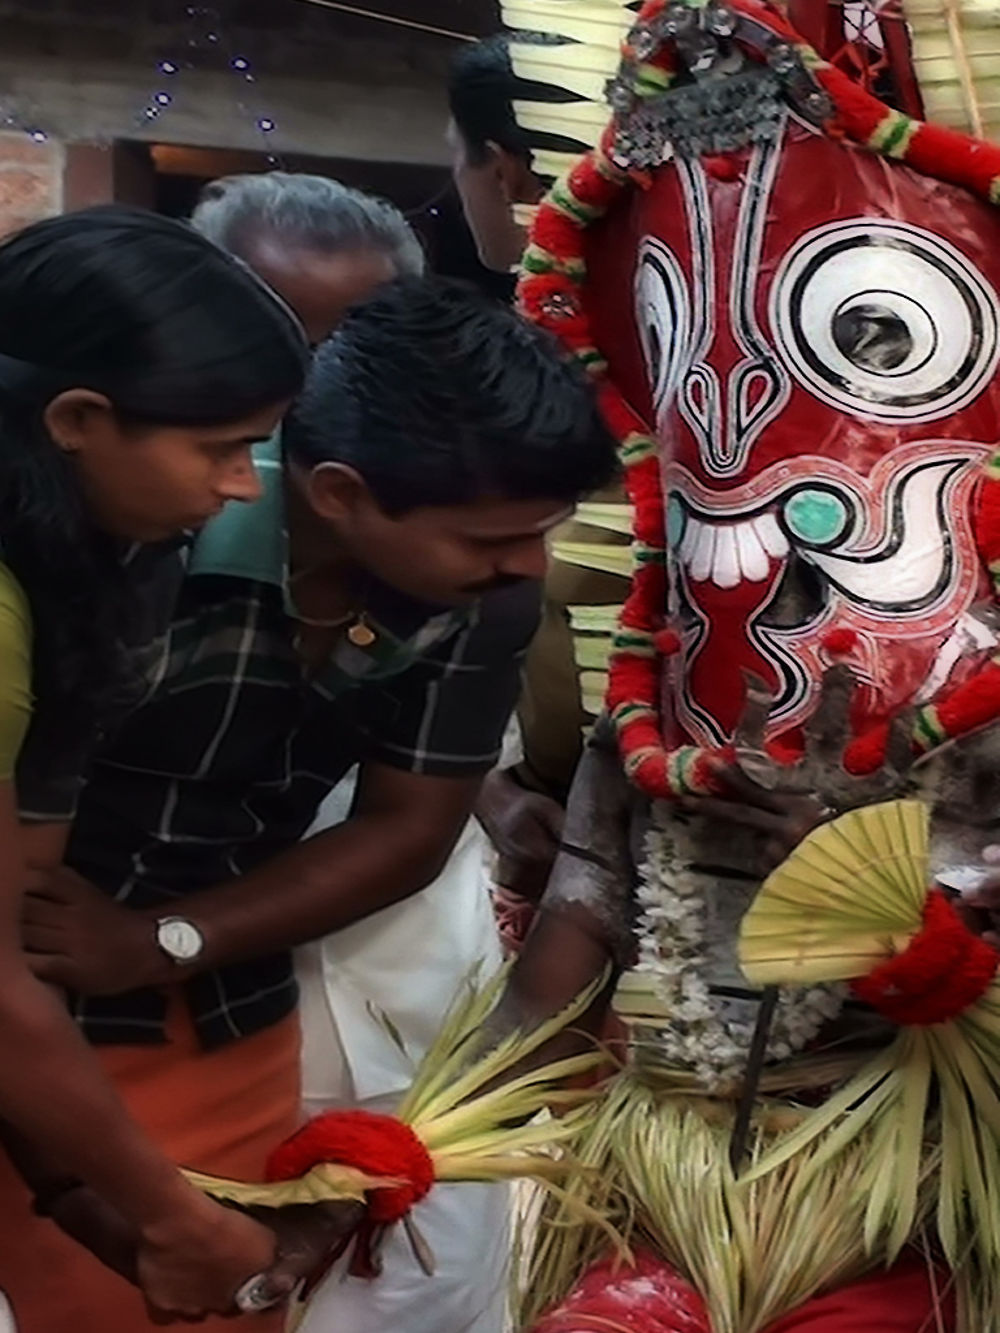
[0,132,64,238]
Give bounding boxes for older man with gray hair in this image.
[192,172,513,1333]
[192,171,425,344]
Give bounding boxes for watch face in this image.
[157,918,203,963]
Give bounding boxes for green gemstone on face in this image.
[667,495,686,549]
[783,489,849,546]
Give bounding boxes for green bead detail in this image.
[633,543,667,565]
[915,706,945,751]
[621,435,656,464]
[521,248,557,275]
[783,489,849,546]
[881,114,913,157]
[551,182,602,225]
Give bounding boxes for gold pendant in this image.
[347,618,377,648]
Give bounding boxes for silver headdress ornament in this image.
[606,1,835,167]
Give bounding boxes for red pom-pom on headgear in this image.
[821,627,859,656]
[654,628,682,657]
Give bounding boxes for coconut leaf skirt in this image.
[519,1058,973,1333]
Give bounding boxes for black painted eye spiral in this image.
[771,219,1000,423]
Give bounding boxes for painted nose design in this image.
[681,353,788,479]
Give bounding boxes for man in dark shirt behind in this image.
[1,277,618,1333]
[447,36,631,931]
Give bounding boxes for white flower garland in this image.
[631,807,846,1091]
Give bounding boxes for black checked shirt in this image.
[53,439,539,1049]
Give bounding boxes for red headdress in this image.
[516,0,1000,799]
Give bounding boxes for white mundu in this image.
[294,764,511,1333]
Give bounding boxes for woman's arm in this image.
[0,564,279,1320]
[0,782,280,1319]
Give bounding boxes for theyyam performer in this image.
[155,5,1000,1328]
[476,1,1000,1330]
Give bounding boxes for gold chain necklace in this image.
[288,568,377,648]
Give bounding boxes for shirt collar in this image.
[186,433,469,654]
[188,433,286,587]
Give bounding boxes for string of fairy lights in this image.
[0,1,472,149]
[129,5,284,161]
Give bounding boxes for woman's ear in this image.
[43,390,115,454]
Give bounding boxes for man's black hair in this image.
[284,276,619,514]
[447,34,581,168]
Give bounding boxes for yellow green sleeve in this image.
[0,563,32,780]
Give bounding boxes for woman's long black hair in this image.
[0,205,308,781]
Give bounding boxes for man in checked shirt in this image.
[0,276,617,1333]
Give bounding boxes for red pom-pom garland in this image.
[266,1110,435,1225]
[851,890,999,1026]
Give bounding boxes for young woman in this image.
[0,206,308,1324]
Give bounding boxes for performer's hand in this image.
[250,1200,366,1301]
[955,845,1000,947]
[21,867,161,996]
[476,768,565,902]
[680,761,830,875]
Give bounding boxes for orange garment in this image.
[0,997,300,1333]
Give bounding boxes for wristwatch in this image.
[155,916,205,966]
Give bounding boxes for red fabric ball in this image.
[531,208,585,260]
[518,274,589,338]
[265,1110,435,1224]
[633,753,672,800]
[852,890,999,1025]
[973,478,1000,566]
[568,156,623,212]
[818,63,885,142]
[703,154,742,182]
[654,628,682,656]
[908,120,1000,202]
[843,722,889,775]
[936,662,1000,738]
[598,383,648,441]
[821,627,859,656]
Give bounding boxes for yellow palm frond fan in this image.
[740,800,930,987]
[738,800,1000,1309]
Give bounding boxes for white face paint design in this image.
[636,130,795,481]
[636,143,1000,474]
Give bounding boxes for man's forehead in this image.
[447,501,573,538]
